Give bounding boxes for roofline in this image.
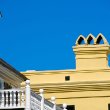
[21,68,110,75]
[22,69,75,73]
[0,58,27,81]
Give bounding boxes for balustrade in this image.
[31,89,66,110]
[0,89,25,109]
[0,80,67,110]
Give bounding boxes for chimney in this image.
[73,33,110,70]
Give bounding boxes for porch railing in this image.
[0,89,25,109]
[31,89,64,110]
[0,80,67,110]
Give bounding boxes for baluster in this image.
[21,90,25,107]
[34,97,38,110]
[17,91,20,107]
[34,105,36,110]
[63,103,67,110]
[13,91,16,107]
[25,80,31,110]
[9,91,12,107]
[1,91,4,107]
[39,89,44,110]
[31,104,33,110]
[31,96,34,110]
[0,92,1,106]
[51,96,56,110]
[5,91,8,107]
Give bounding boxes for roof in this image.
[0,58,27,81]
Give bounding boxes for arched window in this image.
[96,36,104,44]
[87,36,94,44]
[77,37,85,45]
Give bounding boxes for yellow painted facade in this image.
[22,33,110,110]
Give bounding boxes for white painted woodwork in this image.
[17,91,20,107]
[0,89,25,109]
[51,97,56,110]
[0,80,65,110]
[39,89,44,110]
[25,80,31,110]
[63,103,67,110]
[9,91,12,107]
[21,90,25,107]
[5,91,8,107]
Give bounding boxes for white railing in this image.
[0,80,67,110]
[31,90,41,110]
[31,89,66,110]
[0,89,25,109]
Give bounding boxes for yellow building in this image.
[22,33,110,110]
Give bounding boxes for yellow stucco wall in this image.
[21,33,110,110]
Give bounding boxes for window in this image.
[108,104,110,110]
[65,76,70,81]
[87,36,94,44]
[58,104,75,110]
[0,78,4,89]
[96,36,104,44]
[78,37,85,45]
[4,82,12,89]
[67,105,75,110]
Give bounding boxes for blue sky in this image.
[0,0,110,71]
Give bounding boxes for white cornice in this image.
[21,68,110,75]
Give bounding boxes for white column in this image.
[21,90,25,107]
[63,103,67,110]
[25,80,31,110]
[51,96,56,110]
[13,91,16,107]
[5,91,8,107]
[1,91,4,107]
[9,91,12,107]
[39,89,44,110]
[17,91,20,107]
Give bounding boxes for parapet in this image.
[73,33,110,70]
[75,33,108,46]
